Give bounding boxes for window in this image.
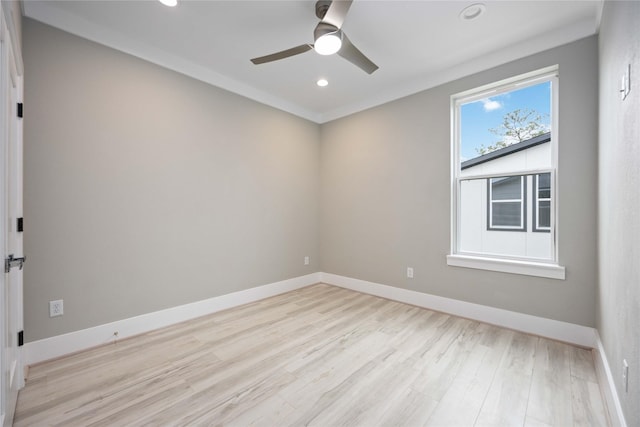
[488,175,526,230]
[533,173,551,232]
[448,66,564,279]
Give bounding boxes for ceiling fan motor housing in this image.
[314,22,341,42]
[250,0,378,74]
[315,0,332,19]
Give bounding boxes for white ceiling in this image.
[22,0,602,123]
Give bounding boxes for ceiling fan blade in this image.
[337,32,378,74]
[321,0,353,29]
[251,44,313,65]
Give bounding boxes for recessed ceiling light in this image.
[459,3,486,21]
[317,79,329,87]
[158,0,178,7]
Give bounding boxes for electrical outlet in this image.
[304,256,310,266]
[623,359,629,392]
[49,300,63,317]
[407,267,414,279]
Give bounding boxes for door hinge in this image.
[17,217,23,232]
[17,102,23,118]
[18,330,24,347]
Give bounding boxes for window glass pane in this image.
[492,202,521,226]
[538,173,551,199]
[454,73,555,262]
[459,81,553,176]
[459,175,552,259]
[538,200,551,227]
[491,176,522,200]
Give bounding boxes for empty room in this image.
[0,0,638,425]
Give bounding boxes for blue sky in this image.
[460,81,551,162]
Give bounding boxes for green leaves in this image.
[476,108,549,155]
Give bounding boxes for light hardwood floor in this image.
[15,284,609,426]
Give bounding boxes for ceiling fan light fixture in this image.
[250,1,378,74]
[314,33,342,55]
[158,0,178,7]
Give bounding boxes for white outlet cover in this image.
[49,300,64,317]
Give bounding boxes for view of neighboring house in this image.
[459,132,552,260]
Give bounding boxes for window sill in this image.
[447,254,565,280]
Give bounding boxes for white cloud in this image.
[482,98,502,112]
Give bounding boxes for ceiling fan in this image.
[250,0,378,74]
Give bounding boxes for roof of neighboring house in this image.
[461,132,551,170]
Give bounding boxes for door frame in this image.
[0,3,24,426]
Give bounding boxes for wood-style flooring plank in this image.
[424,326,514,426]
[468,331,538,426]
[570,374,609,426]
[524,338,573,426]
[14,283,610,427]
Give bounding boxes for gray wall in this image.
[23,18,600,344]
[23,19,320,342]
[320,36,598,327]
[598,1,640,425]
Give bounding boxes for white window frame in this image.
[447,66,565,280]
[533,173,551,232]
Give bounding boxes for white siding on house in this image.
[459,142,552,259]
[460,143,550,177]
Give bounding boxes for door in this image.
[0,7,24,426]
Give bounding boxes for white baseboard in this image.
[25,271,598,365]
[320,273,597,348]
[25,273,321,366]
[593,331,627,427]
